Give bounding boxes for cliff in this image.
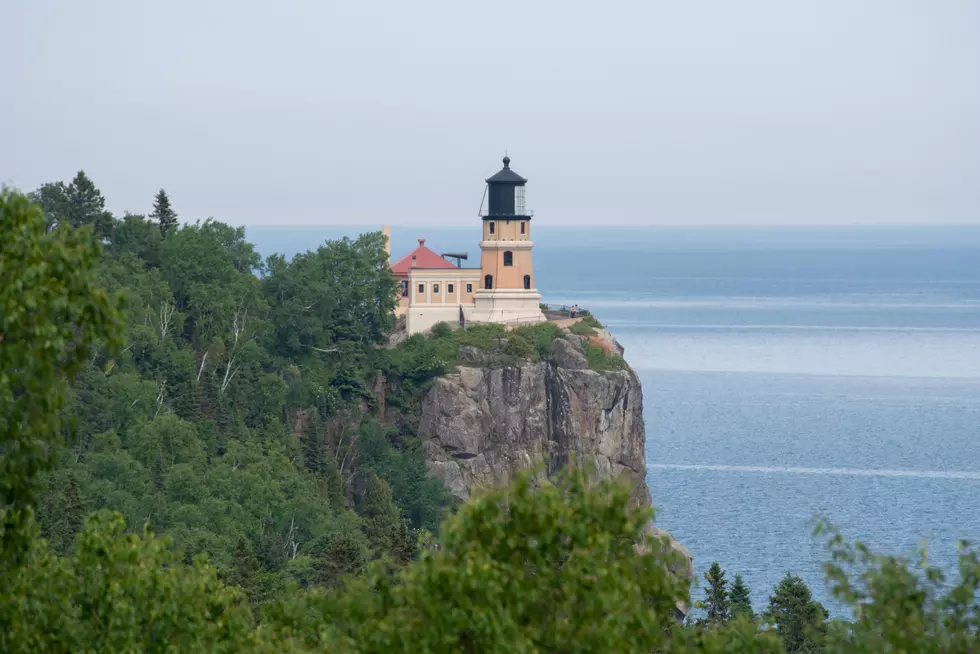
[417,327,693,612]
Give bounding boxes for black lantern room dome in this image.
[484,156,530,218]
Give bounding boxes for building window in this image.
[503,251,513,266]
[433,283,440,294]
[523,274,531,290]
[489,222,495,235]
[448,283,454,293]
[418,283,424,294]
[401,281,409,297]
[520,222,526,234]
[484,274,493,290]
[466,283,472,293]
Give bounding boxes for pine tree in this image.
[151,188,178,237]
[765,573,829,652]
[729,572,755,620]
[701,561,731,626]
[300,409,325,474]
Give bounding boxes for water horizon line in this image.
[647,463,980,480]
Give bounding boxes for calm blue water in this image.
[251,224,980,616]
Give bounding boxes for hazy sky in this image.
[5,1,979,227]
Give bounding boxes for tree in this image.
[817,519,980,653]
[29,171,114,238]
[0,188,123,561]
[150,189,178,237]
[700,561,731,626]
[765,573,828,653]
[729,572,755,620]
[263,468,768,653]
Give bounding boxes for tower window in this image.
[484,274,493,290]
[466,283,472,293]
[503,251,513,266]
[401,281,409,297]
[418,283,424,294]
[489,222,495,235]
[448,283,454,294]
[520,222,526,234]
[523,274,531,290]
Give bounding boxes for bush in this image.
[568,320,598,337]
[511,322,564,361]
[456,323,506,350]
[582,339,625,371]
[429,322,453,339]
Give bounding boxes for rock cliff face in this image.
[420,335,648,507]
[418,331,693,607]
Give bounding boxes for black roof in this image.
[485,156,527,184]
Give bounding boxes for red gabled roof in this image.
[390,238,458,274]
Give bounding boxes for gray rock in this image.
[551,335,589,369]
[419,356,649,507]
[418,340,693,619]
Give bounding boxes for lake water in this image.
[251,224,980,615]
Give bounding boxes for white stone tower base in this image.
[468,289,546,327]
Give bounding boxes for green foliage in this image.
[150,188,178,237]
[27,170,114,238]
[2,511,277,653]
[510,321,564,360]
[764,573,829,653]
[582,338,626,371]
[265,468,708,653]
[429,321,453,339]
[568,319,598,337]
[456,321,507,349]
[730,572,755,620]
[699,561,732,626]
[817,518,980,653]
[0,188,124,561]
[6,171,449,621]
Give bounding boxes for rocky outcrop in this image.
[419,330,692,613]
[420,334,649,507]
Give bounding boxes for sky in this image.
[4,0,979,227]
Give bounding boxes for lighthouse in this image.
[471,156,546,326]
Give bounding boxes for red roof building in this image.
[390,238,458,274]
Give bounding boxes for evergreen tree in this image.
[765,573,828,652]
[700,561,731,626]
[300,409,325,475]
[729,572,754,620]
[150,188,178,237]
[358,473,414,561]
[29,170,114,237]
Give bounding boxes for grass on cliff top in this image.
[385,321,623,404]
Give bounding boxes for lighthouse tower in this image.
[470,156,546,326]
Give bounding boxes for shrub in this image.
[511,322,564,361]
[568,320,598,337]
[582,339,625,371]
[456,323,507,350]
[429,322,453,339]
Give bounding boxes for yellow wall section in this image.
[480,246,534,289]
[483,219,531,242]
